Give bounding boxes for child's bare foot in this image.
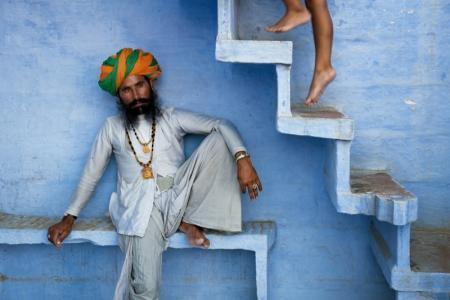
[304,67,336,106]
[266,9,311,33]
[179,222,210,248]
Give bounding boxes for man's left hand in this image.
[236,153,262,200]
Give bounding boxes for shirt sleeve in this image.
[170,108,247,155]
[65,119,113,217]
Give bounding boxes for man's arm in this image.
[171,108,247,154]
[48,120,113,247]
[171,108,262,200]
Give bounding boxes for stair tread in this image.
[216,39,292,64]
[277,104,354,140]
[291,104,346,119]
[350,170,415,200]
[0,212,274,236]
[0,212,115,231]
[411,227,450,274]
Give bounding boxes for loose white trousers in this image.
[114,131,242,300]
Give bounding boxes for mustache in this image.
[127,98,151,109]
[116,88,161,127]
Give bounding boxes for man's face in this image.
[118,74,153,119]
[119,74,151,105]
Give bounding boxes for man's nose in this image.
[131,88,138,100]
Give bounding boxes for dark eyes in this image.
[121,81,145,94]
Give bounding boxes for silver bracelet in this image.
[235,152,250,162]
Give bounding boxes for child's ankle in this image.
[315,65,334,73]
[288,7,307,14]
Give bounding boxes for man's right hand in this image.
[47,215,75,248]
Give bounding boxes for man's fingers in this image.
[247,184,259,200]
[239,182,246,193]
[48,229,64,247]
[246,185,254,199]
[257,178,263,191]
[48,228,57,245]
[50,233,59,247]
[252,188,259,199]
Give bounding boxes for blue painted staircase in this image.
[215,0,449,299]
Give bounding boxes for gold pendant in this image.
[142,166,153,179]
[143,144,150,153]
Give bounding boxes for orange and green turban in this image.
[98,48,162,96]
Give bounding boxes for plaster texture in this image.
[0,0,449,299]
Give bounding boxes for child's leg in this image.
[266,0,311,33]
[304,0,336,105]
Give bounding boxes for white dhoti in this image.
[114,131,242,300]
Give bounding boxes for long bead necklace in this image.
[125,117,156,180]
[130,122,152,153]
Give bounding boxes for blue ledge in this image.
[215,39,293,64]
[0,212,276,299]
[0,212,276,251]
[370,222,450,294]
[277,104,354,141]
[349,171,418,225]
[325,140,418,226]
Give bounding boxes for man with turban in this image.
[47,48,262,299]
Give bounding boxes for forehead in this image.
[120,74,146,89]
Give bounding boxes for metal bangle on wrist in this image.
[235,152,250,163]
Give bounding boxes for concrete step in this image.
[216,39,292,64]
[277,103,354,140]
[324,138,417,225]
[411,227,450,274]
[216,1,355,140]
[348,170,417,225]
[0,212,276,250]
[370,221,450,296]
[351,170,416,202]
[0,211,276,300]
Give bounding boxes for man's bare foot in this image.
[179,222,210,248]
[266,9,311,33]
[304,67,336,106]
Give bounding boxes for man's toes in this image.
[195,237,205,245]
[202,238,210,249]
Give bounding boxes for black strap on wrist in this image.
[65,214,77,220]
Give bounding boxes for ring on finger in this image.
[252,183,258,190]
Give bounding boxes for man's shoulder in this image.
[162,106,200,117]
[105,114,124,124]
[160,106,175,115]
[100,114,125,134]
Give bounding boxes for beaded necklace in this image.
[125,117,156,180]
[130,122,152,153]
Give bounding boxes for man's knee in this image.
[130,247,162,300]
[130,276,159,300]
[130,214,164,299]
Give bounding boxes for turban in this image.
[98,48,162,96]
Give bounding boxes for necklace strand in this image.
[130,122,151,146]
[125,117,156,179]
[130,120,152,153]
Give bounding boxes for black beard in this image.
[117,90,161,127]
[125,98,153,124]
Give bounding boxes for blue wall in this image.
[0,0,448,299]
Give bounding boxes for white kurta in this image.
[64,107,247,237]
